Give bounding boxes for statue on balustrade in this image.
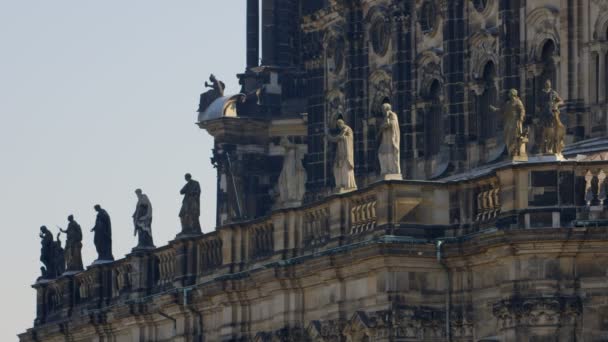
[197,74,226,113]
[538,80,565,156]
[278,137,307,206]
[59,215,83,272]
[378,102,402,178]
[91,204,114,262]
[179,173,202,235]
[326,118,357,193]
[490,88,528,160]
[132,188,155,249]
[38,226,65,279]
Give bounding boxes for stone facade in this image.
[19,0,608,341]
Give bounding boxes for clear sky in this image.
[0,1,245,339]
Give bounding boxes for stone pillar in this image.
[246,0,260,68]
[599,48,607,103]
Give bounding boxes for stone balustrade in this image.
[29,159,608,327]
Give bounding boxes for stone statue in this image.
[491,89,528,160]
[54,233,66,276]
[59,215,83,272]
[197,74,226,113]
[39,226,56,279]
[133,188,155,249]
[179,173,202,235]
[326,119,357,192]
[38,226,66,279]
[538,80,565,155]
[278,137,307,205]
[378,103,402,178]
[91,205,114,262]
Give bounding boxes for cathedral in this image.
[19,0,608,341]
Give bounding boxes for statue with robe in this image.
[326,119,357,192]
[277,137,307,205]
[378,103,402,177]
[59,215,83,272]
[39,226,56,279]
[54,233,66,276]
[179,173,202,235]
[197,74,226,113]
[538,80,565,155]
[490,88,528,160]
[133,189,155,249]
[91,205,114,261]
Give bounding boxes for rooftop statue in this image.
[378,103,402,178]
[59,215,83,272]
[91,205,114,262]
[490,89,528,161]
[133,188,155,250]
[197,74,226,113]
[326,118,357,193]
[39,226,57,279]
[538,80,565,156]
[277,137,307,206]
[179,173,202,235]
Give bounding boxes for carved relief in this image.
[250,222,274,259]
[303,206,330,247]
[368,69,393,116]
[326,89,346,129]
[350,196,377,235]
[493,296,581,329]
[470,31,499,80]
[526,7,560,62]
[417,51,443,99]
[366,6,392,57]
[324,25,346,75]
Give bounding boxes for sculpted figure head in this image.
[135,188,143,199]
[509,88,518,100]
[336,119,346,130]
[94,204,101,212]
[185,173,192,182]
[544,80,552,90]
[67,215,74,222]
[382,103,392,114]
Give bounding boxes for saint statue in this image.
[198,74,226,113]
[54,233,66,276]
[179,173,202,235]
[378,103,402,177]
[538,80,565,155]
[39,226,56,279]
[326,119,357,192]
[59,215,84,272]
[38,226,66,279]
[91,204,114,262]
[490,89,528,160]
[277,137,307,205]
[133,189,155,249]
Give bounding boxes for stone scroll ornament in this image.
[490,89,529,161]
[59,215,84,272]
[378,103,402,179]
[38,226,66,279]
[277,137,307,206]
[132,189,155,250]
[91,205,114,262]
[326,118,357,193]
[538,80,565,156]
[179,173,202,235]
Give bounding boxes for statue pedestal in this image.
[512,155,528,162]
[277,200,302,209]
[528,154,566,162]
[335,187,357,194]
[381,173,403,181]
[90,259,114,266]
[132,245,156,253]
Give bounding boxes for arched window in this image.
[425,80,443,157]
[478,62,498,140]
